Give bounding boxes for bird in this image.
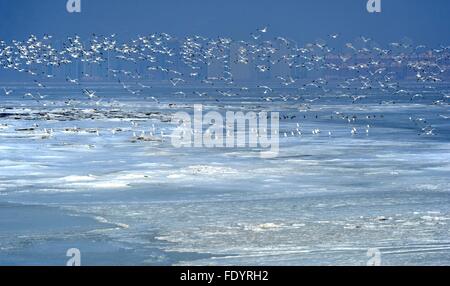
[3,88,13,95]
[83,89,97,99]
[66,77,80,85]
[258,26,268,33]
[0,30,447,151]
[329,33,339,39]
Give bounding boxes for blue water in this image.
[0,84,449,265]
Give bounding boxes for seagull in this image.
[146,96,160,104]
[170,78,185,87]
[138,83,152,89]
[3,88,13,95]
[83,89,97,99]
[0,31,448,148]
[66,77,80,85]
[34,80,46,88]
[258,85,273,94]
[329,33,339,39]
[258,26,268,33]
[250,33,261,40]
[352,95,366,103]
[361,36,371,43]
[36,92,48,99]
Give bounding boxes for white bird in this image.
[329,33,339,39]
[66,77,79,85]
[170,78,185,87]
[3,88,13,95]
[146,96,160,104]
[138,83,152,89]
[258,26,268,33]
[83,89,97,99]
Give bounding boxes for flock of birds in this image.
[0,27,449,142]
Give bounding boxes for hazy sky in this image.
[0,0,449,46]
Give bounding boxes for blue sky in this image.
[0,0,449,46]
